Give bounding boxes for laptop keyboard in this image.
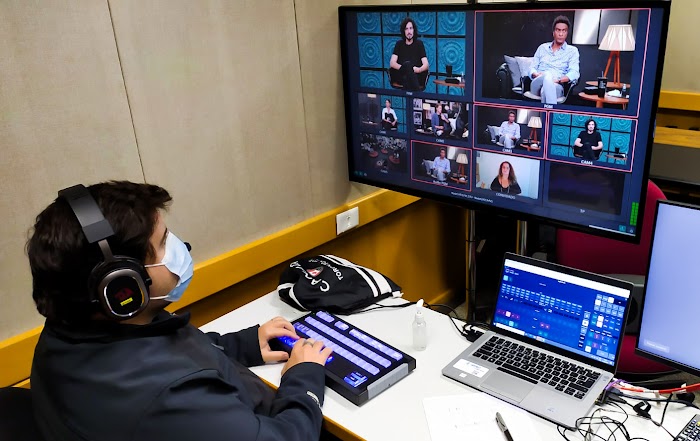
[473,336,601,399]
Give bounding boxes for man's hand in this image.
[258,316,298,363]
[282,338,333,376]
[413,66,421,74]
[532,72,542,78]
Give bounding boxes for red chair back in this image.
[556,180,672,375]
[556,180,666,275]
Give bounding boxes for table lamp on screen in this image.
[527,116,542,144]
[456,153,468,177]
[599,24,636,86]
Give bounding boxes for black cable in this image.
[423,302,492,342]
[557,406,641,441]
[603,400,674,439]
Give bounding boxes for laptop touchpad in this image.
[481,372,535,403]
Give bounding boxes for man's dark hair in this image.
[585,118,598,131]
[508,110,516,117]
[400,16,418,39]
[27,181,172,323]
[439,147,446,153]
[552,15,571,32]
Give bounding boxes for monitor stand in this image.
[466,215,528,321]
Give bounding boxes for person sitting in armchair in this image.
[528,15,580,105]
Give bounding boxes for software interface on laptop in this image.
[494,258,630,367]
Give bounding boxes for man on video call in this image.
[498,110,521,148]
[432,147,451,184]
[390,16,429,91]
[28,181,332,441]
[431,104,449,137]
[529,15,580,105]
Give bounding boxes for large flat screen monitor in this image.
[635,200,700,377]
[339,1,671,241]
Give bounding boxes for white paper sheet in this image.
[422,392,538,441]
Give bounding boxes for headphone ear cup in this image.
[88,257,152,320]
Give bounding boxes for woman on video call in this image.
[574,119,603,161]
[490,161,522,195]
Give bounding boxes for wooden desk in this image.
[578,92,629,109]
[605,153,628,163]
[520,142,541,152]
[433,79,465,94]
[201,292,696,441]
[450,174,468,184]
[585,81,630,90]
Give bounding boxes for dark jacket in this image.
[31,311,326,441]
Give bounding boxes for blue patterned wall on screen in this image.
[438,38,466,75]
[413,12,436,36]
[551,146,569,156]
[359,36,382,68]
[551,125,571,145]
[569,128,580,146]
[357,13,381,34]
[383,38,395,69]
[592,116,611,131]
[424,80,436,94]
[552,113,571,126]
[396,109,408,133]
[360,70,383,88]
[571,114,588,128]
[609,132,630,151]
[382,12,406,35]
[388,96,404,109]
[612,118,632,132]
[438,12,466,35]
[423,38,437,75]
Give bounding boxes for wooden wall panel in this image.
[108,0,315,262]
[0,0,143,340]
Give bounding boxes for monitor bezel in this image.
[634,199,700,378]
[339,0,672,244]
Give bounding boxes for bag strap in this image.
[321,255,402,298]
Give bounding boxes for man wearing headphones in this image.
[28,181,332,441]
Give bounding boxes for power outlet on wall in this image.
[336,207,359,235]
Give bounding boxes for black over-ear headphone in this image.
[58,184,152,320]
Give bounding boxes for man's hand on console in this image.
[282,338,333,376]
[259,316,298,362]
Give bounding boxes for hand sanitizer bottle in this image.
[413,299,427,351]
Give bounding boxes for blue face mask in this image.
[145,231,193,302]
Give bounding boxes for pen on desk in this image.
[495,412,515,441]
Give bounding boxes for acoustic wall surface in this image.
[0,0,144,340]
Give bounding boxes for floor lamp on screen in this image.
[599,24,636,86]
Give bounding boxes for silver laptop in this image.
[443,253,633,428]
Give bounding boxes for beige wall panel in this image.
[295,0,413,211]
[109,0,314,262]
[0,1,143,339]
[660,0,698,92]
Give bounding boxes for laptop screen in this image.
[493,256,631,367]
